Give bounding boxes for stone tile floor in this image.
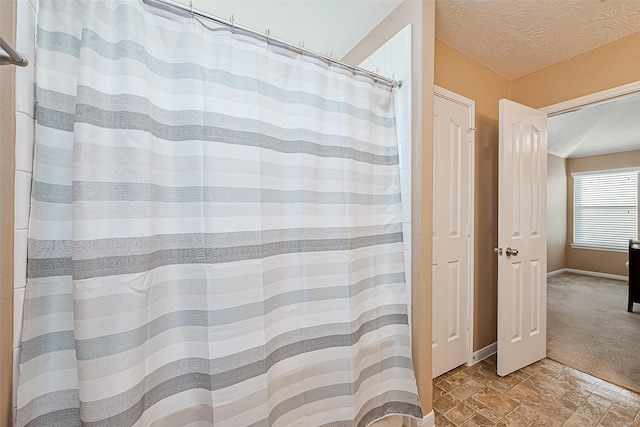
[433,356,640,426]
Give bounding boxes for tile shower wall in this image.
[358,25,412,322]
[13,0,37,423]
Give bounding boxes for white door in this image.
[497,99,548,377]
[432,87,475,378]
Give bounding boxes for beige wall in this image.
[565,150,640,276]
[0,1,16,425]
[344,0,436,416]
[547,154,567,273]
[511,32,640,109]
[434,40,511,351]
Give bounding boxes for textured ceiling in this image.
[436,0,640,79]
[548,92,640,158]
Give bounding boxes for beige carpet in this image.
[547,272,640,393]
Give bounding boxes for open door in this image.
[497,99,548,377]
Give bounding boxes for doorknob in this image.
[506,247,519,256]
[494,247,503,256]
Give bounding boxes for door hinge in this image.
[466,127,475,143]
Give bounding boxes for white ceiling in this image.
[548,92,640,159]
[187,0,403,60]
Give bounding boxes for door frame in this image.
[433,85,476,367]
[540,80,640,116]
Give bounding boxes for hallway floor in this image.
[433,356,640,426]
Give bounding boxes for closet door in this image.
[432,87,475,378]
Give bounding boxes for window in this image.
[573,169,638,251]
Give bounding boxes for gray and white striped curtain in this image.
[16,1,421,426]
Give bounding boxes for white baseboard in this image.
[547,269,565,277]
[417,411,434,427]
[552,268,627,282]
[469,341,497,365]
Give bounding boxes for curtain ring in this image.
[231,15,235,33]
[189,0,193,19]
[266,28,270,46]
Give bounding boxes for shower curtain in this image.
[16,1,421,426]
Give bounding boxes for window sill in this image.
[570,244,627,253]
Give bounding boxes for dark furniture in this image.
[628,239,640,312]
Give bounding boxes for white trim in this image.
[434,85,475,106]
[547,269,566,277]
[469,341,497,365]
[569,244,627,253]
[540,80,640,116]
[564,268,627,282]
[571,167,640,177]
[417,411,435,427]
[433,86,476,370]
[468,95,476,372]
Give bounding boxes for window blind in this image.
[573,170,638,250]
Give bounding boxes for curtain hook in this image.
[189,0,194,19]
[230,14,235,33]
[265,28,270,46]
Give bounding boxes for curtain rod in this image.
[148,0,401,88]
[0,35,29,66]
